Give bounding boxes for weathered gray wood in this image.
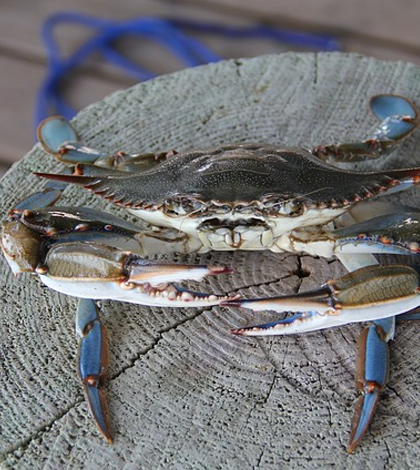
[1,52,420,469]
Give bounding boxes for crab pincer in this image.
[1,205,233,308]
[223,265,420,450]
[225,265,420,335]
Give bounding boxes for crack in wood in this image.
[109,307,211,383]
[226,272,300,294]
[387,385,405,404]
[313,53,319,86]
[255,447,265,468]
[0,398,84,464]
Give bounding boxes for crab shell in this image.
[42,143,420,251]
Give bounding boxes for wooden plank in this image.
[1,0,420,68]
[1,53,420,469]
[4,0,420,58]
[0,1,282,59]
[0,55,43,168]
[187,0,420,50]
[0,0,297,84]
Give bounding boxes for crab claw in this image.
[76,298,112,443]
[2,204,233,307]
[313,94,419,162]
[37,116,107,164]
[224,265,420,335]
[348,317,394,453]
[36,241,233,308]
[37,116,172,172]
[370,95,418,142]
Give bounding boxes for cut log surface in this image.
[2,53,420,469]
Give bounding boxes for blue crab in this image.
[2,94,420,452]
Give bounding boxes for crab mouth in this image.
[196,217,275,250]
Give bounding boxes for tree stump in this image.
[2,53,420,469]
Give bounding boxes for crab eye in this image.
[163,199,203,217]
[283,201,304,217]
[263,199,305,217]
[182,200,203,213]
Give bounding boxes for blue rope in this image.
[37,12,340,127]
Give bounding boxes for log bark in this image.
[1,52,420,469]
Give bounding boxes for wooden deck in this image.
[1,0,420,176]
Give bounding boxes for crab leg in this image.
[348,316,394,453]
[340,251,395,453]
[76,298,112,443]
[288,205,420,260]
[332,211,420,255]
[313,95,418,162]
[10,174,69,211]
[38,115,176,172]
[6,205,204,256]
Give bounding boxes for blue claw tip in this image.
[370,95,417,121]
[348,390,380,453]
[83,383,113,444]
[37,116,78,154]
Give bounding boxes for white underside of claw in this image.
[239,294,420,336]
[39,275,225,307]
[3,254,22,275]
[333,295,420,325]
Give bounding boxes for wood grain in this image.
[2,52,420,468]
